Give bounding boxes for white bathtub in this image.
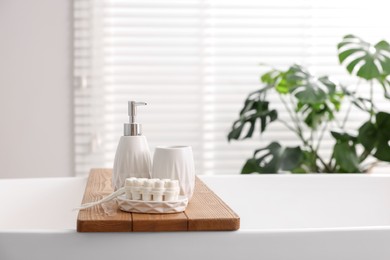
[1,175,390,260]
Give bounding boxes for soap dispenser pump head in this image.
[124,101,147,136]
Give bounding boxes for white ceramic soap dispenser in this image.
[112,101,152,190]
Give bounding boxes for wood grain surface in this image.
[77,169,240,232]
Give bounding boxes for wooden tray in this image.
[77,169,240,232]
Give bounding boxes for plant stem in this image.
[359,149,371,163]
[278,119,298,135]
[278,94,303,135]
[280,94,307,141]
[316,155,332,173]
[369,80,374,122]
[333,117,343,129]
[341,102,352,130]
[342,81,360,129]
[315,121,328,153]
[288,95,306,136]
[278,93,332,172]
[303,140,331,172]
[310,128,314,148]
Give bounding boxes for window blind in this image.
[73,0,390,176]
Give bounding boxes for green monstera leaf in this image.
[333,142,361,173]
[331,130,358,143]
[286,65,337,104]
[296,91,343,129]
[228,89,277,141]
[259,65,343,129]
[331,130,361,173]
[338,34,390,80]
[358,112,390,162]
[290,67,343,129]
[264,65,337,104]
[241,142,304,174]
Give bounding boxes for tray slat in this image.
[77,169,240,232]
[77,169,132,232]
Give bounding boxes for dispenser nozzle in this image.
[124,101,147,136]
[129,101,147,123]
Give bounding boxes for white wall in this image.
[0,0,72,178]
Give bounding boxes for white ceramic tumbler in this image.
[152,146,196,200]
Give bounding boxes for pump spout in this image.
[125,101,147,136]
[129,101,147,123]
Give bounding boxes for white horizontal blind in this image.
[74,0,390,176]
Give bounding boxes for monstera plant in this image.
[228,35,390,173]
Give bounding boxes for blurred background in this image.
[0,0,389,178]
